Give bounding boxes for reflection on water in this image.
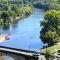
[2,24,10,30]
[0,21,18,30]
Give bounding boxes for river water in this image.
[0,9,44,51]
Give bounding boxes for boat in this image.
[0,35,10,41]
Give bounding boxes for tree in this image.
[40,10,60,45]
[1,11,10,23]
[19,4,32,16]
[49,3,60,10]
[41,30,59,45]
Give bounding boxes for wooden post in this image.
[0,52,3,60]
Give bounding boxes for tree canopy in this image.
[40,10,60,46]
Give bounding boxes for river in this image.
[0,9,44,51]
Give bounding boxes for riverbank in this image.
[0,4,33,24]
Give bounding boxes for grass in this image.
[42,42,60,55]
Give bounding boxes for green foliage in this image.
[19,5,32,16]
[0,3,33,24]
[9,11,16,17]
[1,11,10,23]
[40,10,60,45]
[42,42,60,55]
[44,30,59,44]
[49,3,60,10]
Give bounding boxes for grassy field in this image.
[42,42,60,55]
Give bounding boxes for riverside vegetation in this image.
[40,0,60,58]
[0,3,32,24]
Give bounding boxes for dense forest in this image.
[40,0,60,57]
[0,0,60,10]
[0,0,33,24]
[0,0,60,4]
[0,0,60,25]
